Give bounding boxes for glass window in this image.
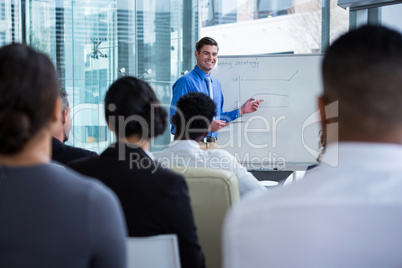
[15,0,192,153]
[1,0,351,153]
[1,3,6,20]
[200,0,349,55]
[0,0,21,44]
[381,3,402,34]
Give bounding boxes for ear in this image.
[53,98,62,123]
[105,116,115,133]
[318,95,327,137]
[195,50,199,60]
[49,98,62,134]
[172,114,177,126]
[61,109,67,125]
[202,121,212,137]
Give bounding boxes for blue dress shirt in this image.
[170,65,240,137]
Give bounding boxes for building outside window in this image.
[200,0,349,55]
[2,0,402,153]
[16,0,196,153]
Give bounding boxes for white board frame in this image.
[212,54,324,171]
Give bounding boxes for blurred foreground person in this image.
[0,44,127,268]
[70,76,205,268]
[223,25,402,268]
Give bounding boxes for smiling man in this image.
[170,37,263,149]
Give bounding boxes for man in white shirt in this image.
[222,25,402,268]
[154,92,266,197]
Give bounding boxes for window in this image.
[20,0,193,153]
[200,0,349,55]
[1,3,6,20]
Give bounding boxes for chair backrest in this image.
[127,234,181,268]
[170,167,240,268]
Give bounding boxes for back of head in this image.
[59,87,69,112]
[196,37,219,53]
[175,92,216,140]
[322,25,402,134]
[0,44,59,154]
[104,76,167,139]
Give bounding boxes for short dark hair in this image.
[0,44,59,154]
[104,76,167,139]
[59,88,70,112]
[322,25,402,132]
[174,92,216,140]
[196,37,219,53]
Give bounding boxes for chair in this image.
[127,234,181,268]
[170,167,240,268]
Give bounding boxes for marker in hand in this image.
[210,119,229,132]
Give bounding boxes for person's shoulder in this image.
[152,147,172,159]
[44,163,114,196]
[207,148,237,161]
[174,69,199,86]
[154,163,184,179]
[52,140,97,165]
[68,153,101,174]
[64,144,97,157]
[153,164,187,187]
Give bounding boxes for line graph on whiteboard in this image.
[231,69,298,110]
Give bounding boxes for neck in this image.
[334,125,402,145]
[197,64,210,75]
[117,134,150,151]
[173,133,203,143]
[0,131,51,166]
[53,131,64,143]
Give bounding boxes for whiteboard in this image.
[212,54,323,171]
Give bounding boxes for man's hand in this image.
[240,98,264,115]
[210,120,229,132]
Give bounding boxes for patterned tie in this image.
[205,77,214,100]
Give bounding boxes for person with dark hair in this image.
[52,88,98,165]
[155,92,266,197]
[0,44,127,267]
[170,36,263,149]
[69,77,205,268]
[222,25,402,268]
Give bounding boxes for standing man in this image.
[170,37,263,149]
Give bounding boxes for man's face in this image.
[195,45,218,74]
[63,107,72,143]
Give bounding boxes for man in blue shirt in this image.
[170,37,263,149]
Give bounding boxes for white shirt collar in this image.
[321,141,402,170]
[168,140,202,151]
[143,148,156,161]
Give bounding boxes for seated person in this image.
[69,77,205,268]
[222,25,402,268]
[154,92,266,197]
[52,88,97,165]
[0,43,126,268]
